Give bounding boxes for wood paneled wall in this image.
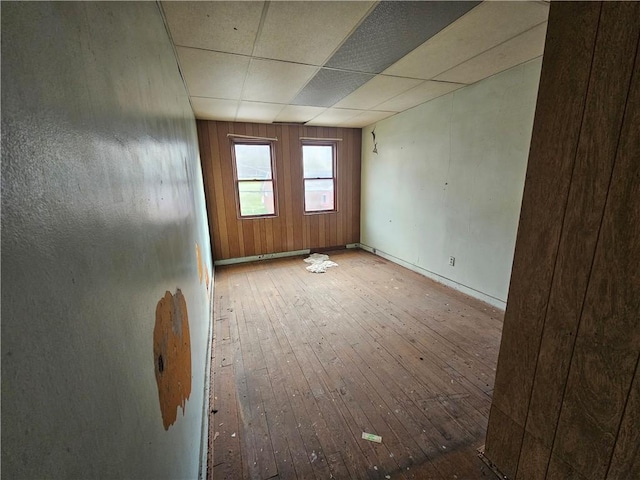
[198,121,361,261]
[484,2,640,479]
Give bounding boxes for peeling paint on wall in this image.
[195,243,203,284]
[153,289,192,430]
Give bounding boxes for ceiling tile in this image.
[306,108,363,126]
[325,1,479,74]
[292,69,375,107]
[253,1,374,65]
[176,47,249,99]
[274,105,327,124]
[236,102,285,123]
[242,59,318,104]
[162,1,264,55]
[338,110,396,128]
[334,75,423,110]
[434,22,548,85]
[374,81,464,112]
[384,1,549,80]
[191,97,238,121]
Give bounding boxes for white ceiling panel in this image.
[274,105,327,124]
[434,22,548,84]
[253,1,375,65]
[374,81,464,112]
[339,110,396,128]
[191,97,238,121]
[176,47,250,99]
[384,1,549,80]
[236,101,285,123]
[306,108,363,126]
[333,75,423,110]
[243,59,318,104]
[162,1,264,55]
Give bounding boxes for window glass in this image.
[302,143,336,213]
[233,142,276,218]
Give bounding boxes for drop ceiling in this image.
[162,1,549,128]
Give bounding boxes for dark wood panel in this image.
[208,249,503,479]
[517,3,640,478]
[197,121,361,260]
[607,364,640,479]
[489,0,601,426]
[550,33,640,478]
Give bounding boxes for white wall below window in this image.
[361,58,542,308]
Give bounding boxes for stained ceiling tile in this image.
[374,81,464,112]
[162,1,265,55]
[292,69,375,107]
[242,59,318,104]
[274,105,327,124]
[306,108,363,126]
[325,1,479,74]
[334,75,423,110]
[176,47,250,99]
[338,110,396,128]
[253,1,374,65]
[434,22,548,85]
[236,101,285,123]
[384,1,549,80]
[191,97,238,121]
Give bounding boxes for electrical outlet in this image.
[449,256,455,266]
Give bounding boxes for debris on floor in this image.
[304,253,338,273]
[362,432,383,443]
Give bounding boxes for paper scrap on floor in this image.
[304,253,338,273]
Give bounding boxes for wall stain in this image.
[153,289,192,430]
[205,267,210,292]
[195,242,203,284]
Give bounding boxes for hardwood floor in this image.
[208,249,503,479]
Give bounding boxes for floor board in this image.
[209,249,503,479]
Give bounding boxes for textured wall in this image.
[360,58,542,308]
[1,3,213,479]
[485,3,640,478]
[198,121,361,261]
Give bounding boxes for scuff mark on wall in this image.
[153,289,192,430]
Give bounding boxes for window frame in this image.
[301,140,338,215]
[231,139,278,219]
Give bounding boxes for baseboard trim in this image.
[477,446,510,479]
[214,249,311,266]
[357,243,507,310]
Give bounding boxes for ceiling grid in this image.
[162,1,549,127]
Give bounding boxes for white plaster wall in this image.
[1,3,213,479]
[361,59,542,307]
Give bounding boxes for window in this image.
[232,142,277,218]
[302,143,336,213]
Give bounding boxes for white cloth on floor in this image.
[304,253,338,273]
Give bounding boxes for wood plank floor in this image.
[208,249,503,480]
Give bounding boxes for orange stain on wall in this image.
[195,243,203,284]
[153,289,192,430]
